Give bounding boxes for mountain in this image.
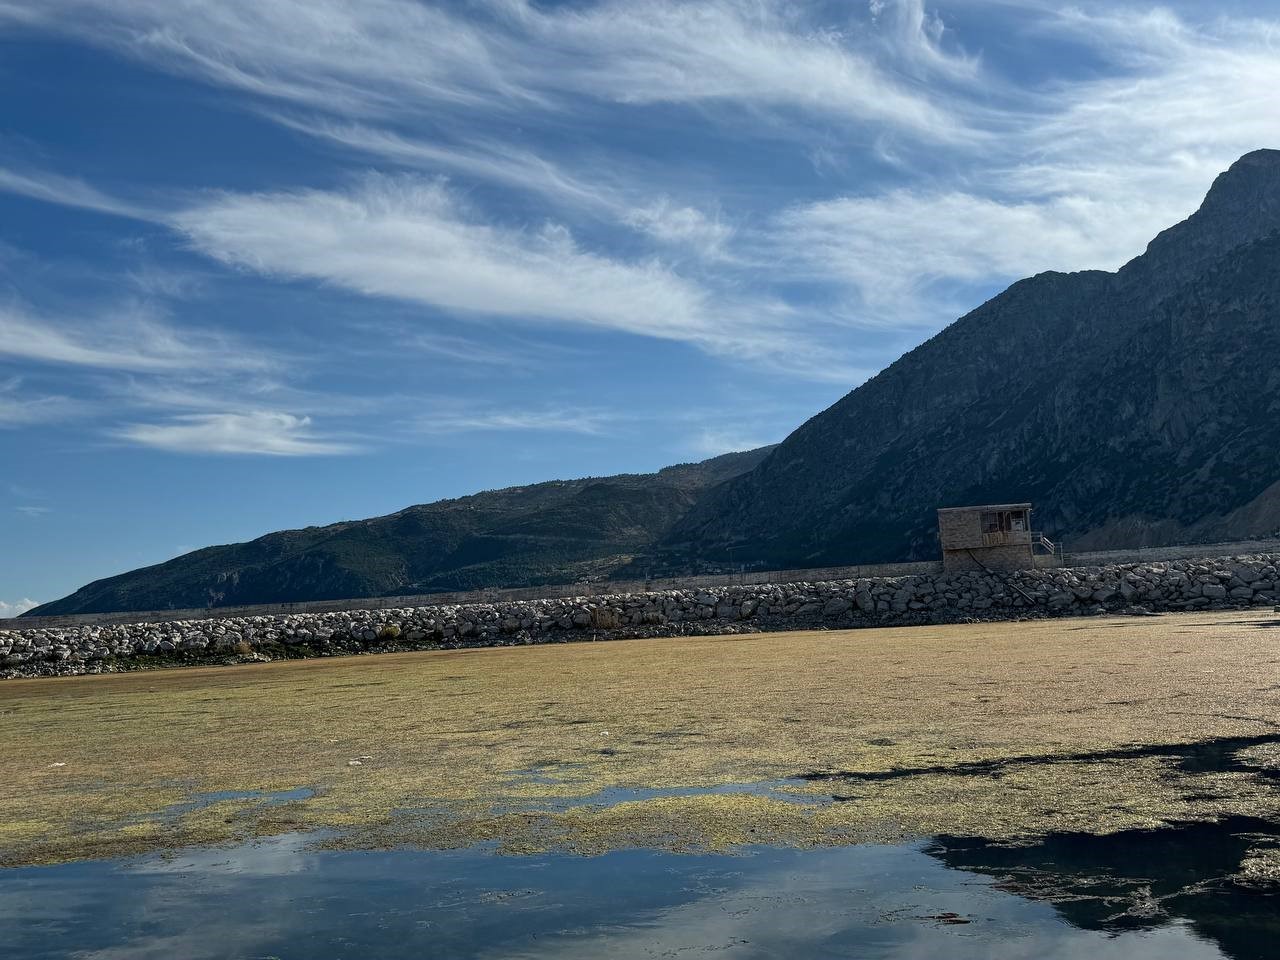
[27,150,1280,616]
[658,149,1280,567]
[26,448,772,616]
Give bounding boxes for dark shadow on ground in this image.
[927,816,1280,960]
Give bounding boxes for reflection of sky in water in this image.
[0,836,1246,960]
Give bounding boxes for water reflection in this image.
[927,817,1280,960]
[0,819,1274,960]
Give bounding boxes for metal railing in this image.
[1032,532,1058,555]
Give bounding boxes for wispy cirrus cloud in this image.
[114,411,358,456]
[492,0,973,140]
[767,190,1132,320]
[623,199,734,261]
[0,160,857,379]
[1,0,972,140]
[1,0,524,116]
[1,1,1277,423]
[384,329,579,370]
[0,376,81,426]
[411,406,617,437]
[269,117,627,217]
[0,166,153,220]
[171,177,711,343]
[168,175,854,378]
[0,303,272,373]
[7,1,1271,348]
[757,4,1280,323]
[0,298,358,455]
[276,116,738,261]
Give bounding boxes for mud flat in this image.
[3,609,1279,867]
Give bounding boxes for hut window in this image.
[981,510,1027,534]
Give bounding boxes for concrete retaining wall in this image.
[3,554,1277,680]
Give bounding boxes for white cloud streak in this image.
[494,0,972,139]
[271,117,626,216]
[1,0,970,140]
[0,304,272,373]
[760,4,1280,322]
[2,0,525,116]
[0,304,364,455]
[114,411,358,456]
[769,190,1134,317]
[169,176,840,375]
[0,166,152,220]
[172,178,706,341]
[624,200,735,260]
[89,0,1276,336]
[412,407,616,436]
[395,330,536,369]
[3,1,1278,391]
[0,376,81,426]
[0,161,858,379]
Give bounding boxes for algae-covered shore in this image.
[3,610,1279,867]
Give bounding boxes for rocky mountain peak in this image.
[1131,148,1280,281]
[661,150,1280,569]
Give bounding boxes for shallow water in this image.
[2,817,1276,960]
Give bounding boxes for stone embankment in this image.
[4,555,1278,679]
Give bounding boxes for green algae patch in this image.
[4,609,1280,866]
[305,752,1280,858]
[1238,741,1280,772]
[1233,846,1280,890]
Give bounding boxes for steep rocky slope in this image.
[662,150,1280,567]
[28,449,771,615]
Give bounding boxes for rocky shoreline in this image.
[4,554,1278,680]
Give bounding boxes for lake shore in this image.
[3,609,1279,868]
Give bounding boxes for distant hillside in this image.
[659,149,1280,567]
[27,448,772,616]
[30,150,1280,616]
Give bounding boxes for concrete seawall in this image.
[3,554,1278,680]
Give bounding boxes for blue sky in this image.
[2,0,1279,611]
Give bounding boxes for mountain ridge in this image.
[26,448,773,616]
[660,149,1280,567]
[27,149,1280,615]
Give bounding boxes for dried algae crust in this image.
[3,610,1279,866]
